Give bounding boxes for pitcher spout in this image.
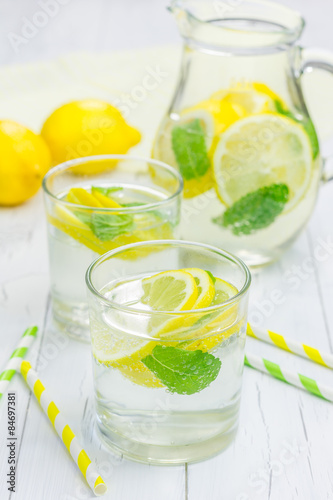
[167,0,304,54]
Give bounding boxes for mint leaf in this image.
[142,345,221,395]
[121,202,145,207]
[74,210,92,226]
[274,100,319,159]
[73,210,135,241]
[91,186,123,196]
[171,119,211,180]
[90,212,134,241]
[213,183,289,236]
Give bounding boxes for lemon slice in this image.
[91,327,163,387]
[92,270,199,388]
[152,112,215,199]
[212,277,238,303]
[141,270,198,312]
[182,99,245,137]
[91,272,238,388]
[183,277,240,351]
[175,103,245,199]
[213,113,313,209]
[183,268,215,309]
[90,188,121,208]
[212,82,280,115]
[94,270,199,362]
[66,187,103,207]
[252,82,284,104]
[54,203,88,229]
[223,90,274,114]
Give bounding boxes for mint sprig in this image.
[213,183,289,236]
[75,209,134,241]
[171,119,211,180]
[274,100,319,159]
[142,345,221,395]
[91,186,123,196]
[90,212,134,241]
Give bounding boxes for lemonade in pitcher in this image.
[153,81,321,266]
[152,0,326,266]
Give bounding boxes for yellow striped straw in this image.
[20,361,107,497]
[247,324,333,369]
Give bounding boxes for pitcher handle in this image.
[299,47,333,182]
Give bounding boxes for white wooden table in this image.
[1,1,333,499]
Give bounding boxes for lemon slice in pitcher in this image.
[213,113,313,209]
[182,99,245,136]
[212,82,282,115]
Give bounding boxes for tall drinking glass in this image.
[43,155,183,341]
[86,240,251,464]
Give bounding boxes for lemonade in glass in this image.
[43,156,183,340]
[86,240,251,464]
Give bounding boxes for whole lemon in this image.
[0,120,51,206]
[41,99,141,174]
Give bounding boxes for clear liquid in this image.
[46,185,177,340]
[91,274,246,464]
[180,165,321,266]
[153,79,322,266]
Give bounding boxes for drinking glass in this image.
[86,240,251,464]
[43,155,183,341]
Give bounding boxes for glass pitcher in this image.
[152,0,333,266]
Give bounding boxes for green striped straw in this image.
[0,326,38,400]
[245,352,333,402]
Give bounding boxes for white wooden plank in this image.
[0,274,49,500]
[188,209,333,499]
[14,314,185,500]
[306,181,333,347]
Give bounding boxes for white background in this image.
[1,0,333,65]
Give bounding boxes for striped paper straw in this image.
[247,324,333,368]
[0,326,38,400]
[245,352,333,402]
[21,361,107,496]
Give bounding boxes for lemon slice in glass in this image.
[213,113,313,209]
[66,187,103,207]
[141,270,199,312]
[91,328,164,388]
[92,270,200,388]
[90,188,122,208]
[183,268,215,309]
[183,277,240,352]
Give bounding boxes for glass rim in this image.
[42,154,184,214]
[169,0,305,43]
[86,239,251,316]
